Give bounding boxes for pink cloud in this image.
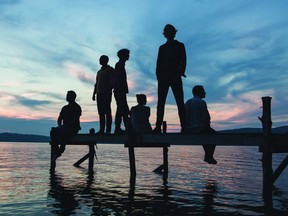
[64,62,94,85]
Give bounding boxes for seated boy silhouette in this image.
[185,85,217,164]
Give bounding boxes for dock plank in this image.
[65,133,288,152]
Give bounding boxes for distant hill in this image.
[0,133,50,143]
[219,126,288,134]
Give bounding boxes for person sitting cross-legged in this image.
[185,85,217,164]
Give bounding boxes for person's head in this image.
[136,94,147,105]
[163,24,177,39]
[192,85,206,99]
[99,55,109,66]
[66,90,77,103]
[117,49,130,61]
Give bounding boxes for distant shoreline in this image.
[0,133,50,143]
[1,126,287,142]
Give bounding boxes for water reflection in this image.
[45,143,288,216]
[202,179,218,214]
[48,171,195,215]
[48,172,80,215]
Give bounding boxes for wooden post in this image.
[163,146,168,184]
[88,128,95,174]
[88,143,95,174]
[129,145,136,182]
[259,96,273,210]
[50,144,57,172]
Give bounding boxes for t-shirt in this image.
[130,105,151,133]
[156,39,186,80]
[95,65,114,94]
[185,96,210,129]
[60,102,82,131]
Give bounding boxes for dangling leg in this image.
[203,128,217,164]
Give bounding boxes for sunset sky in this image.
[1,0,288,136]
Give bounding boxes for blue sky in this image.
[0,0,288,136]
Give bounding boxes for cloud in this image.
[12,95,51,108]
[64,62,94,85]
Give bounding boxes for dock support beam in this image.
[88,143,95,174]
[129,145,136,182]
[272,155,288,183]
[259,96,273,211]
[163,146,168,184]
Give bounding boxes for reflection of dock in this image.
[49,97,288,211]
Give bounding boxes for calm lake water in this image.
[0,142,287,216]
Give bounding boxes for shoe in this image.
[204,156,217,165]
[152,127,161,134]
[114,128,126,135]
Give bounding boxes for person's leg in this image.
[122,96,131,131]
[118,93,131,131]
[50,127,61,157]
[114,91,129,133]
[59,128,79,154]
[154,80,169,132]
[50,127,59,145]
[170,77,186,132]
[106,114,112,134]
[202,127,217,164]
[97,94,106,134]
[114,92,122,131]
[51,126,67,157]
[105,92,112,134]
[97,114,105,134]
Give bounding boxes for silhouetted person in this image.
[92,55,114,135]
[185,85,217,164]
[153,24,187,133]
[50,90,81,159]
[130,94,152,133]
[113,48,131,134]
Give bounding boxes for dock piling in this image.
[259,96,273,210]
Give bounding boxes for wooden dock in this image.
[49,97,288,211]
[50,132,288,184]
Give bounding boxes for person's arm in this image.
[92,84,97,101]
[57,115,63,126]
[148,106,151,117]
[201,101,211,128]
[92,73,98,101]
[179,43,187,77]
[109,67,115,90]
[156,46,162,80]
